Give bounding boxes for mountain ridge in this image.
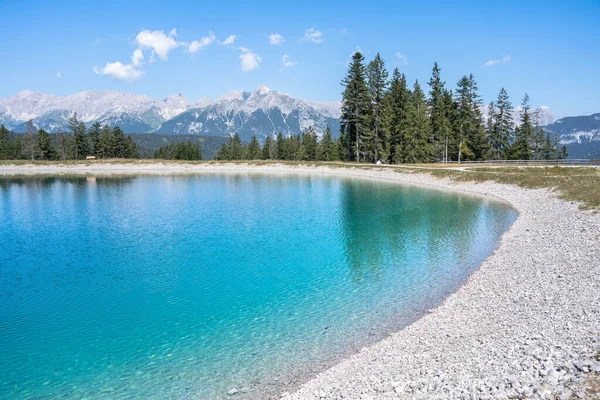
[0,86,342,139]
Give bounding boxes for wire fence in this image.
[438,159,599,165]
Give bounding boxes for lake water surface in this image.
[0,173,517,399]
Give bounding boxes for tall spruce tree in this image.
[387,69,411,164]
[454,76,472,162]
[302,126,318,161]
[367,53,388,162]
[454,74,487,161]
[96,125,114,158]
[68,113,88,159]
[403,80,431,163]
[22,120,39,160]
[319,126,334,161]
[246,136,261,160]
[37,129,57,160]
[88,122,102,156]
[511,93,533,160]
[229,132,244,160]
[341,52,372,161]
[530,110,546,160]
[490,88,513,159]
[427,62,449,160]
[262,136,273,160]
[439,89,456,162]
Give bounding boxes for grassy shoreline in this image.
[1,159,599,209]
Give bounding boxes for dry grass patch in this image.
[420,166,600,210]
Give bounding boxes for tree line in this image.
[153,141,202,160]
[340,52,566,163]
[0,114,138,160]
[215,126,346,161]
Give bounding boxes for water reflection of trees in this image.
[0,175,137,191]
[339,181,508,283]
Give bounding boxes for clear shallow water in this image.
[0,173,517,399]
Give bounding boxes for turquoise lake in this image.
[0,173,517,399]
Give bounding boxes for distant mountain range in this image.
[542,113,600,159]
[1,87,598,158]
[0,85,341,141]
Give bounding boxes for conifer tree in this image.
[511,94,533,160]
[229,132,244,160]
[319,126,334,161]
[275,132,285,160]
[37,129,57,160]
[403,80,431,163]
[530,111,546,160]
[302,126,318,161]
[68,113,88,159]
[0,124,8,159]
[387,69,411,164]
[290,134,302,160]
[246,136,262,160]
[112,126,126,158]
[332,139,342,161]
[215,143,230,160]
[439,89,456,162]
[484,101,496,155]
[454,74,486,161]
[96,125,114,158]
[341,52,372,161]
[22,120,39,160]
[88,122,102,155]
[11,137,22,160]
[154,142,201,160]
[542,131,555,160]
[262,136,273,160]
[367,53,388,162]
[489,88,513,159]
[427,62,450,160]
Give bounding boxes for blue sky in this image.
[1,0,598,116]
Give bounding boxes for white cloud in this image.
[188,31,216,54]
[56,72,61,79]
[221,34,236,46]
[94,62,144,81]
[131,49,144,66]
[268,33,285,45]
[303,28,323,43]
[282,54,297,68]
[135,29,178,61]
[395,52,408,65]
[238,47,261,72]
[483,55,511,67]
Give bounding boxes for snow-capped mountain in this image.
[543,113,600,145]
[0,86,341,139]
[155,85,341,140]
[0,90,211,133]
[481,105,561,127]
[541,113,600,159]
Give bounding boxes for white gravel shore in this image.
[2,163,599,399]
